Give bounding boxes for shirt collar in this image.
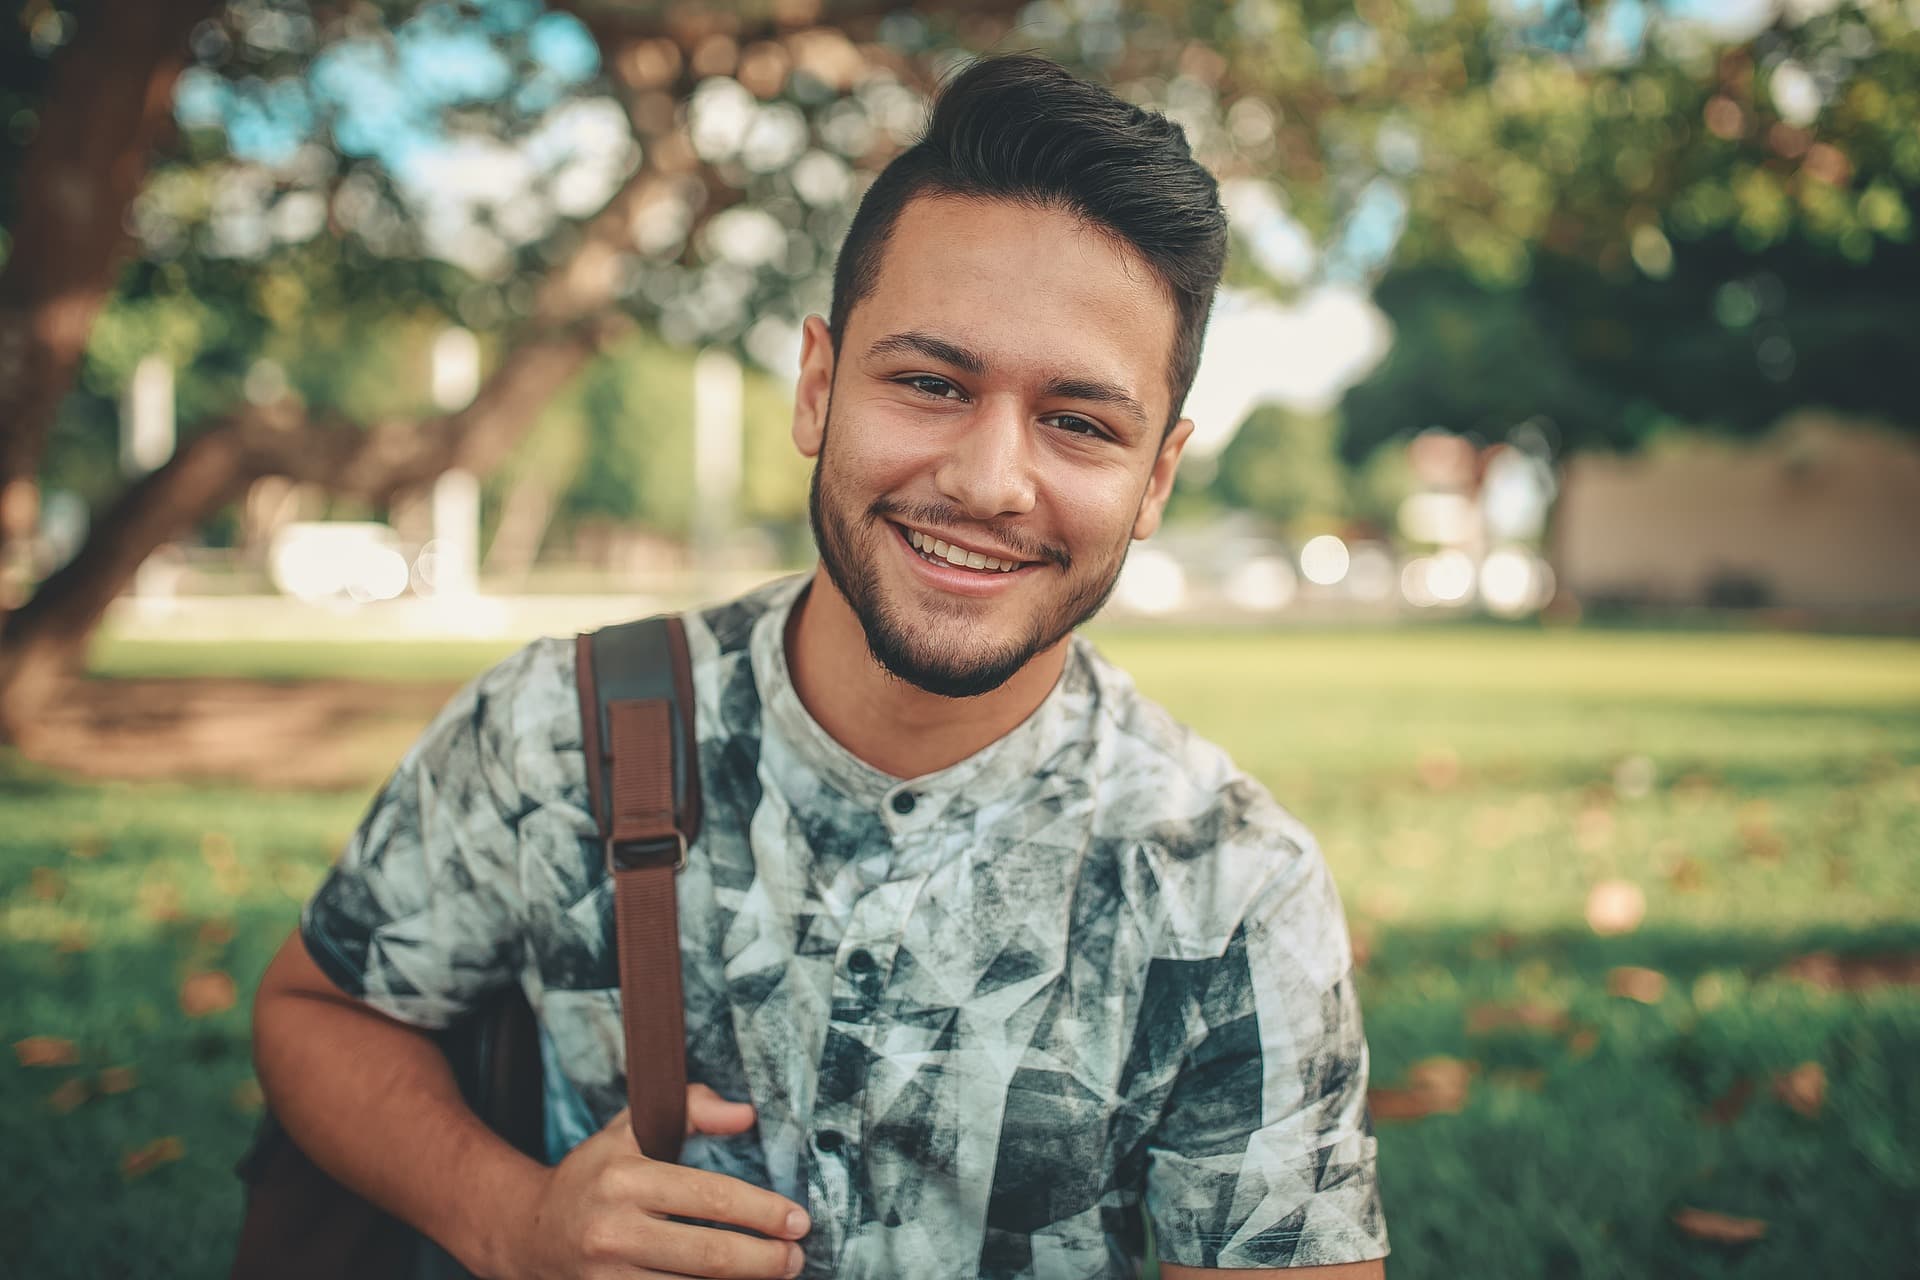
[749,573,1094,832]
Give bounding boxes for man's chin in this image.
[861,622,1032,700]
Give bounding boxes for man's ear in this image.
[791,314,835,459]
[1132,416,1194,541]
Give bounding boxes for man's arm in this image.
[252,926,547,1276]
[1137,823,1389,1273]
[1161,1261,1386,1279]
[252,927,812,1280]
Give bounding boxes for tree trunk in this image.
[0,0,214,618]
[0,324,610,742]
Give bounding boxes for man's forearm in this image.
[251,979,542,1279]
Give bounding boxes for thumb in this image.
[685,1082,757,1137]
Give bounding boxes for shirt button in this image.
[890,791,916,814]
[848,948,875,975]
[815,1128,845,1152]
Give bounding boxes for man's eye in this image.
[902,375,962,399]
[1048,415,1105,438]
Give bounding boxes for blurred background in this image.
[1,0,1917,1275]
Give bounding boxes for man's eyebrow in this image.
[1039,375,1149,431]
[867,330,1150,431]
[865,330,986,376]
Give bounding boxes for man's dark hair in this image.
[827,52,1228,435]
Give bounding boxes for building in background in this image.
[1554,415,1920,614]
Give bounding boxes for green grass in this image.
[5,625,1919,1277]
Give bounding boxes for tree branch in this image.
[0,0,213,572]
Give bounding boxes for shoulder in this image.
[1076,639,1340,973]
[685,573,803,660]
[431,632,578,730]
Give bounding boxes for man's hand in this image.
[503,1085,811,1279]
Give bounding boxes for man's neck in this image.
[783,568,1070,780]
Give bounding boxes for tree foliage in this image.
[3,0,1918,735]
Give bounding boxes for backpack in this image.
[228,615,701,1279]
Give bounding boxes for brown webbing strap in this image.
[607,700,687,1163]
[575,633,688,1163]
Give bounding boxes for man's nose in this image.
[932,396,1037,520]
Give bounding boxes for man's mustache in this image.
[869,499,1073,570]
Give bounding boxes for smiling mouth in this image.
[894,523,1029,574]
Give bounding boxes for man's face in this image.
[794,194,1194,698]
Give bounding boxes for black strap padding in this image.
[582,616,702,847]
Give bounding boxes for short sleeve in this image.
[1143,848,1389,1269]
[299,645,549,1031]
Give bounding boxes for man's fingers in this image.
[686,1083,758,1137]
[640,1219,804,1279]
[638,1163,810,1242]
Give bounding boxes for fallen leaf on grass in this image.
[30,867,65,900]
[15,1037,77,1067]
[121,1137,185,1179]
[1488,1068,1546,1092]
[1370,1056,1474,1121]
[48,1078,93,1114]
[1466,1001,1568,1035]
[1665,855,1706,893]
[54,924,92,954]
[1702,1078,1754,1127]
[1416,748,1461,791]
[1566,1029,1600,1060]
[1779,951,1920,992]
[1771,1062,1826,1118]
[98,1066,138,1095]
[271,859,316,900]
[1607,966,1668,1003]
[1672,1206,1767,1245]
[1672,773,1721,805]
[180,971,237,1018]
[200,832,237,870]
[1736,800,1775,841]
[67,835,104,860]
[1348,926,1372,972]
[1469,930,1522,960]
[1576,807,1615,853]
[196,918,235,949]
[137,882,185,924]
[232,1079,265,1113]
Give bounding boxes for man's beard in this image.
[807,420,1131,699]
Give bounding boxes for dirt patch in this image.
[22,677,462,790]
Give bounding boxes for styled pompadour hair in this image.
[827,52,1229,434]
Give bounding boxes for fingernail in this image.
[786,1209,810,1237]
[786,1243,805,1276]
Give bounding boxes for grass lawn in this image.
[4,623,1918,1277]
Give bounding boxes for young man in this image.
[252,53,1388,1280]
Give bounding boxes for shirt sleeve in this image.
[299,645,546,1031]
[1142,841,1389,1269]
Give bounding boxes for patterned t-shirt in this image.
[301,574,1389,1277]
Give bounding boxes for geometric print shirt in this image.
[300,573,1389,1277]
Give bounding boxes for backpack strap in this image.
[574,615,701,1162]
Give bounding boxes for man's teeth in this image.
[904,527,1021,573]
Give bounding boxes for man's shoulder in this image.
[1072,637,1331,955]
[464,578,795,737]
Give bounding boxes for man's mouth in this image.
[894,523,1029,574]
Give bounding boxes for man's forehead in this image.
[854,193,1177,421]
